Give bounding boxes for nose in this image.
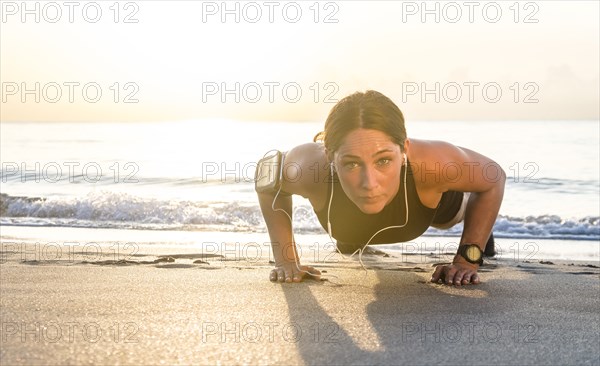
[360,166,379,190]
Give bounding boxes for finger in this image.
[285,269,293,283]
[430,265,444,283]
[292,269,302,283]
[463,271,480,285]
[296,266,319,280]
[462,273,471,285]
[453,270,467,286]
[305,266,321,275]
[269,270,278,282]
[438,271,446,283]
[461,271,474,285]
[307,269,321,280]
[305,266,321,279]
[310,268,321,279]
[445,267,457,285]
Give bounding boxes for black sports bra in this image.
[313,160,459,245]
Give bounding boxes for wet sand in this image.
[1,229,599,365]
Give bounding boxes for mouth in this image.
[359,195,381,202]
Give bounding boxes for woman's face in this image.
[333,128,404,214]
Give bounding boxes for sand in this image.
[1,227,599,365]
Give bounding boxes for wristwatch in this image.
[457,244,483,265]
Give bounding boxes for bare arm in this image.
[414,140,506,285]
[256,143,326,282]
[458,163,505,254]
[257,191,298,266]
[443,145,506,255]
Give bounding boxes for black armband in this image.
[255,150,284,194]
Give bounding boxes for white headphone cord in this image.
[269,152,341,281]
[327,155,410,273]
[270,153,409,281]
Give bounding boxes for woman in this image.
[257,90,505,286]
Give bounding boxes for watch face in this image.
[465,245,482,262]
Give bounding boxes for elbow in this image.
[484,163,506,195]
[498,166,507,186]
[488,162,506,188]
[494,166,506,199]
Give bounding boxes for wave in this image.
[505,177,600,194]
[425,215,599,241]
[0,192,263,232]
[1,193,598,240]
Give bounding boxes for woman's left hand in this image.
[430,261,480,286]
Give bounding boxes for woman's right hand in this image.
[270,262,321,283]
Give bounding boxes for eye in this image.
[343,161,359,169]
[377,158,392,166]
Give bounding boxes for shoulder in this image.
[408,138,505,193]
[280,142,329,199]
[285,142,327,164]
[409,138,468,165]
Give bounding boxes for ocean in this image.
[1,120,599,259]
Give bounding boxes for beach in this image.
[1,226,598,365]
[2,0,599,363]
[1,120,598,364]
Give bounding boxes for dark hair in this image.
[313,90,407,157]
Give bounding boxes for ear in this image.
[402,138,411,154]
[324,148,335,164]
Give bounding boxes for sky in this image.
[1,0,598,122]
